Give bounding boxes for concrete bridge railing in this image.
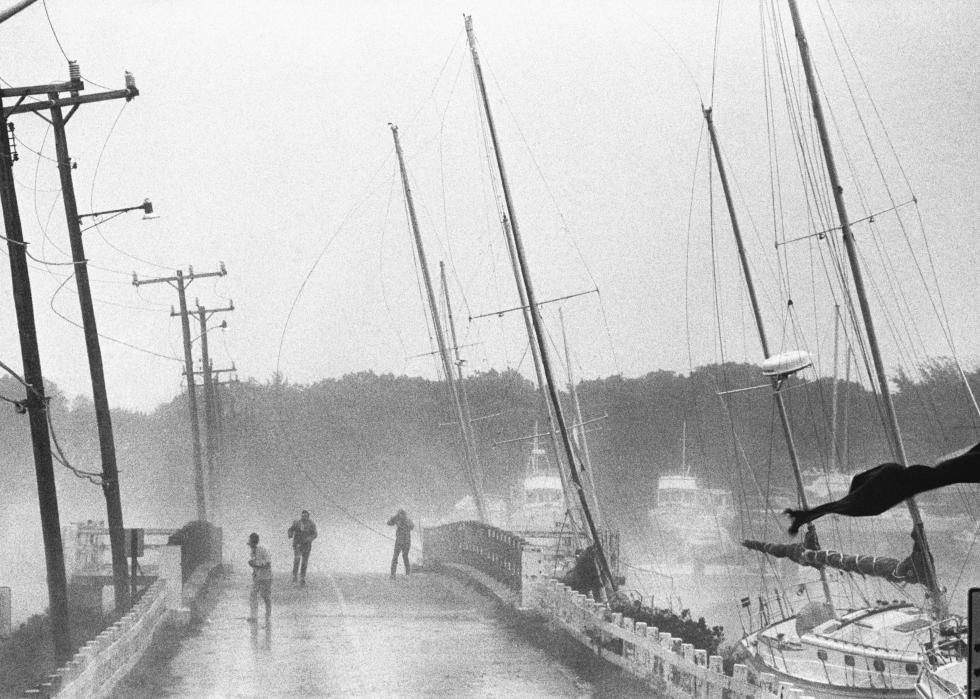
[24,531,223,699]
[22,545,183,699]
[424,521,814,699]
[422,521,525,590]
[526,578,817,699]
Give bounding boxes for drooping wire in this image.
[275,146,395,371]
[621,0,705,107]
[48,272,182,362]
[0,354,103,484]
[88,101,171,272]
[41,0,70,62]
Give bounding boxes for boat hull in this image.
[745,652,917,699]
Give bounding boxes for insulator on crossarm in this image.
[68,61,81,82]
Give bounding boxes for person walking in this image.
[287,509,318,586]
[387,509,414,579]
[247,532,272,622]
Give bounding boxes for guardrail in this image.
[22,546,182,699]
[423,521,814,699]
[527,579,816,699]
[423,521,525,590]
[22,522,225,699]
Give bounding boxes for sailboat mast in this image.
[504,217,583,534]
[390,124,488,524]
[464,15,615,590]
[681,422,687,476]
[829,305,841,473]
[785,0,945,617]
[704,107,834,610]
[559,307,603,528]
[440,261,484,492]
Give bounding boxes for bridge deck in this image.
[112,569,647,698]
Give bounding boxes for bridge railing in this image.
[529,578,816,699]
[422,521,525,590]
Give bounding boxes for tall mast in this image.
[391,124,488,523]
[785,0,945,617]
[502,215,582,533]
[464,15,615,590]
[704,106,834,610]
[829,305,841,474]
[559,308,602,528]
[440,261,483,493]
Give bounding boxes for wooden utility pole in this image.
[133,264,227,521]
[188,365,236,455]
[0,74,71,662]
[390,123,488,523]
[0,0,39,24]
[195,301,233,517]
[42,62,139,613]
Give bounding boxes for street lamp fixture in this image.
[78,198,156,226]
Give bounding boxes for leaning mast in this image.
[704,106,834,610]
[501,215,583,534]
[785,0,945,617]
[391,124,488,523]
[464,15,615,590]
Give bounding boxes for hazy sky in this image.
[0,1,977,411]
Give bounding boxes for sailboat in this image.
[700,2,969,697]
[461,14,620,594]
[389,18,620,591]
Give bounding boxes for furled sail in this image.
[742,529,935,587]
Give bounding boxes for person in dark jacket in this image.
[287,509,318,586]
[387,509,414,579]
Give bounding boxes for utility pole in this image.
[41,61,139,614]
[188,365,236,455]
[194,301,233,517]
[0,72,71,662]
[133,264,226,521]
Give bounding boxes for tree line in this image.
[4,359,976,539]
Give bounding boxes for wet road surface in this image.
[116,570,651,698]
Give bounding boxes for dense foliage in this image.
[3,360,977,537]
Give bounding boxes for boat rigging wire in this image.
[479,57,622,375]
[621,0,705,107]
[709,0,724,106]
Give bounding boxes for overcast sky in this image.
[0,1,976,411]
